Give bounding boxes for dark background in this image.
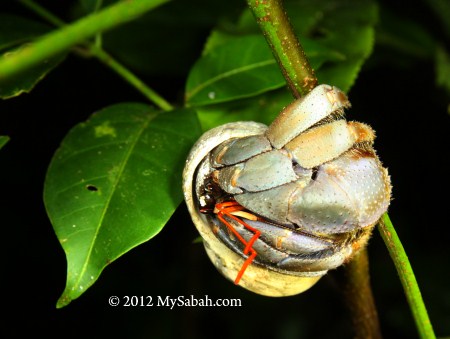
[1,0,449,338]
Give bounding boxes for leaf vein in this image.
[73,112,158,289]
[186,59,276,100]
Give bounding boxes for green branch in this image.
[246,0,317,98]
[16,0,173,111]
[379,214,436,339]
[19,0,66,26]
[0,136,10,150]
[248,0,380,334]
[0,0,168,79]
[248,1,435,338]
[91,46,173,111]
[93,0,104,48]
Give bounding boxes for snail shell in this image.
[183,122,323,296]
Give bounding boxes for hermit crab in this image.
[183,85,391,296]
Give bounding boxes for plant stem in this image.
[248,1,435,335]
[246,0,318,98]
[20,0,66,26]
[17,0,173,111]
[336,248,383,339]
[0,136,10,150]
[90,46,173,111]
[0,0,168,80]
[379,213,435,339]
[93,0,104,48]
[248,1,382,336]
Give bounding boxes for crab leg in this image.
[215,201,261,284]
[284,120,375,168]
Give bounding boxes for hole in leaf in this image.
[86,184,98,192]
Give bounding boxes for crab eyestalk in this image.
[183,85,391,296]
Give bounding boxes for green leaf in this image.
[435,46,450,94]
[0,0,170,81]
[234,0,378,91]
[0,136,10,150]
[44,103,201,307]
[0,45,65,99]
[424,0,450,39]
[196,89,293,131]
[186,34,342,106]
[103,0,244,77]
[201,30,235,56]
[186,35,281,106]
[375,7,436,61]
[0,14,50,51]
[186,0,377,107]
[0,14,65,99]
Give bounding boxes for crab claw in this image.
[266,84,350,149]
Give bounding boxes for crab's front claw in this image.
[266,84,350,148]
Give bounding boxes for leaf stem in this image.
[19,0,66,26]
[379,213,436,339]
[2,0,165,78]
[0,136,10,150]
[93,0,104,48]
[246,0,318,98]
[17,0,173,111]
[90,46,173,111]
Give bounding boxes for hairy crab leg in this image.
[215,201,262,284]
